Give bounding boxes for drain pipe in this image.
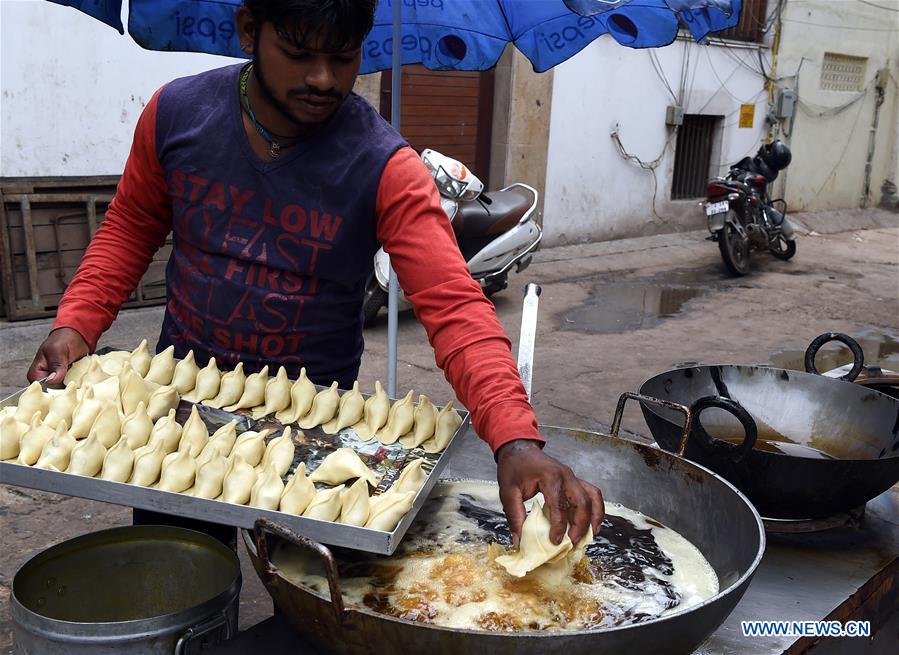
[861,70,887,208]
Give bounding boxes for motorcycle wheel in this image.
[362,278,388,325]
[769,235,797,260]
[718,218,751,276]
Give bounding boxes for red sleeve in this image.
[52,88,173,350]
[376,147,542,454]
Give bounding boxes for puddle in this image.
[561,269,716,334]
[769,327,899,372]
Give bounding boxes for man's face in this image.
[252,21,362,127]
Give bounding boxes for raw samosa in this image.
[129,340,153,377]
[390,458,428,495]
[147,409,183,454]
[222,454,257,505]
[0,413,26,460]
[298,382,340,430]
[275,368,316,424]
[67,428,106,477]
[14,381,45,423]
[223,365,269,412]
[352,381,389,440]
[122,401,153,449]
[230,429,269,467]
[279,463,315,515]
[252,366,291,419]
[193,450,229,499]
[250,462,285,510]
[178,404,209,457]
[183,357,221,403]
[158,448,197,493]
[322,382,365,435]
[376,390,414,445]
[89,401,123,448]
[339,477,371,527]
[35,421,75,471]
[130,439,167,487]
[309,447,379,487]
[171,350,200,395]
[146,385,180,422]
[422,401,463,454]
[259,427,295,477]
[205,363,245,409]
[303,485,344,522]
[399,395,438,449]
[99,436,134,483]
[145,345,176,386]
[364,490,415,532]
[43,383,79,429]
[18,413,56,465]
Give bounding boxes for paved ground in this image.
[1,209,896,652]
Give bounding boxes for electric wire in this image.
[814,98,868,196]
[856,0,899,12]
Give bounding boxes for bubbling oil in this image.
[273,482,719,632]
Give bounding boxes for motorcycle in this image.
[363,149,542,324]
[703,140,797,276]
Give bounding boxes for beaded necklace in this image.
[239,63,297,159]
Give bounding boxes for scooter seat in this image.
[455,187,533,240]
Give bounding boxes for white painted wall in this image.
[544,34,770,244]
[774,0,899,211]
[0,0,240,177]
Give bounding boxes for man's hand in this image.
[27,328,90,384]
[497,439,604,546]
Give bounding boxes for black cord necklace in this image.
[240,64,298,159]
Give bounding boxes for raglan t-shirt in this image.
[53,63,541,454]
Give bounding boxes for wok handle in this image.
[804,332,864,381]
[690,397,758,463]
[612,392,694,456]
[253,518,347,623]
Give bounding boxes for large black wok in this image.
[639,340,899,519]
[245,394,765,655]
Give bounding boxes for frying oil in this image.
[273,482,718,632]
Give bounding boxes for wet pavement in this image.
[1,212,897,652]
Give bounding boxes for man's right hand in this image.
[27,328,90,384]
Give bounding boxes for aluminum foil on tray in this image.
[1,381,470,555]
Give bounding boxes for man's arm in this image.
[375,147,540,454]
[375,147,603,543]
[27,89,172,382]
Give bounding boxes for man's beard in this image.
[252,46,346,131]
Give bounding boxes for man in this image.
[27,0,603,546]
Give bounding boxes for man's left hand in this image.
[496,438,604,546]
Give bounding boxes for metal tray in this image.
[0,384,470,555]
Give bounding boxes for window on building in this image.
[713,0,768,43]
[820,53,867,92]
[671,115,723,200]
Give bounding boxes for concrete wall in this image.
[1,1,241,177]
[543,34,770,245]
[489,46,554,223]
[774,1,899,211]
[0,2,382,179]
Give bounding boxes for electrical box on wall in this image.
[776,89,796,118]
[666,105,684,126]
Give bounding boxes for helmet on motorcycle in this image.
[758,140,792,171]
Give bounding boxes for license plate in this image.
[705,200,729,216]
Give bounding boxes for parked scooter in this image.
[363,149,542,323]
[703,140,796,276]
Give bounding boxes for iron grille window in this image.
[713,0,767,43]
[671,115,721,200]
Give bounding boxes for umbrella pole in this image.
[386,0,402,399]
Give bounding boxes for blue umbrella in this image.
[46,0,741,394]
[50,1,740,72]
